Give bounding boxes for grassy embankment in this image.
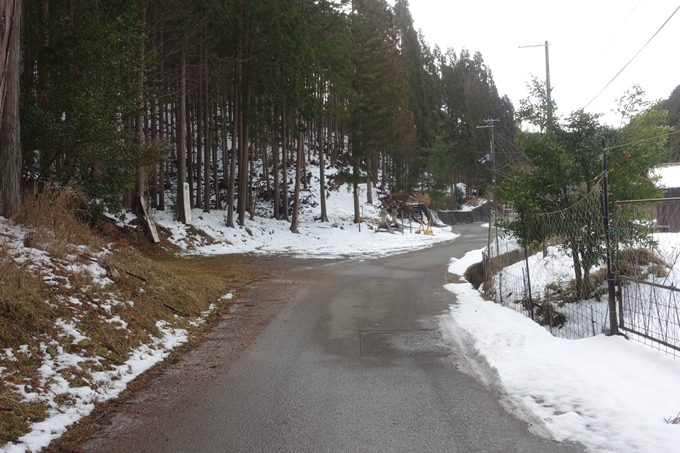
[0,186,263,448]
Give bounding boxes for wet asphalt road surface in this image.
[80,223,585,453]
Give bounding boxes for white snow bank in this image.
[442,281,680,453]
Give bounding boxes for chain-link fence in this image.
[613,198,680,357]
[482,192,680,356]
[484,190,610,340]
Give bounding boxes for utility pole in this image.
[478,119,500,268]
[602,137,618,336]
[477,118,499,185]
[519,41,552,124]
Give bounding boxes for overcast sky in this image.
[402,0,680,127]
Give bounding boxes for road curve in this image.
[81,223,584,453]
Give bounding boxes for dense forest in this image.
[0,0,515,231]
[2,0,677,234]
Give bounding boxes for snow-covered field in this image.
[484,223,680,345]
[488,240,612,339]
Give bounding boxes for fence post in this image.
[521,212,533,317]
[602,137,619,336]
[547,289,553,334]
[590,305,597,336]
[617,279,624,329]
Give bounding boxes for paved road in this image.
[81,223,584,453]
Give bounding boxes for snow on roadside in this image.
[448,249,484,278]
[2,323,189,453]
[152,181,460,259]
[442,253,680,453]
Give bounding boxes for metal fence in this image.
[613,198,680,357]
[618,277,680,357]
[484,190,610,341]
[482,194,680,356]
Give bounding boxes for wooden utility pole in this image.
[519,41,552,124]
[477,119,499,185]
[478,118,500,279]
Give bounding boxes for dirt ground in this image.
[44,253,337,453]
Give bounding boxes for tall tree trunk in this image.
[302,128,308,191]
[203,41,210,213]
[290,131,303,233]
[220,99,229,212]
[0,0,21,218]
[326,101,332,158]
[366,153,373,205]
[133,112,145,212]
[318,115,328,222]
[158,32,166,211]
[281,104,289,221]
[236,98,245,224]
[158,69,166,211]
[150,97,158,208]
[249,142,255,220]
[242,80,251,222]
[272,109,280,219]
[213,102,221,210]
[263,132,270,197]
[133,6,146,216]
[187,97,195,208]
[227,82,237,227]
[196,87,203,209]
[353,151,360,224]
[176,52,188,224]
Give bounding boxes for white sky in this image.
[403,0,680,126]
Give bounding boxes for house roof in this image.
[654,164,680,189]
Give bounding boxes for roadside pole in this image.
[602,137,618,336]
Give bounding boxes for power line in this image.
[592,0,641,68]
[606,129,680,151]
[582,4,680,110]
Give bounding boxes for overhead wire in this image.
[592,0,641,69]
[582,4,680,111]
[606,129,680,151]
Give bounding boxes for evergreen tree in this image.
[22,0,147,216]
[349,0,413,217]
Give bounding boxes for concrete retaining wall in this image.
[435,202,494,225]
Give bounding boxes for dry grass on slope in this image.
[0,185,261,448]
